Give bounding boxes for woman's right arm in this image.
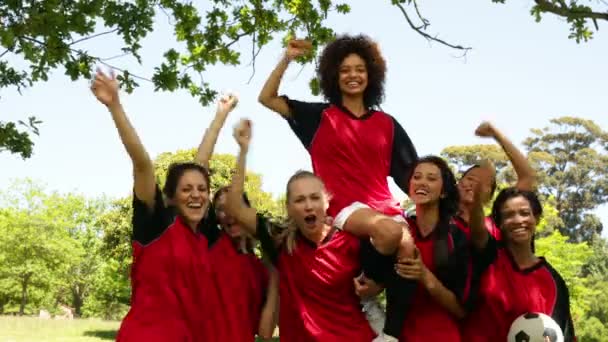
[258,39,312,118]
[91,69,155,209]
[225,119,259,234]
[226,119,281,263]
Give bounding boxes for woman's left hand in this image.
[395,248,429,284]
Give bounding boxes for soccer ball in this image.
[507,312,564,342]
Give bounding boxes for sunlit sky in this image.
[1,2,607,236]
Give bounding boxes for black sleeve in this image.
[199,202,221,247]
[472,233,499,275]
[132,185,173,245]
[255,214,281,265]
[442,226,476,311]
[545,263,577,342]
[281,96,329,149]
[389,117,418,193]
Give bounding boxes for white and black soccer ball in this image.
[507,312,564,342]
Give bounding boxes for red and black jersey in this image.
[360,216,475,340]
[209,233,270,342]
[116,186,221,342]
[455,216,502,241]
[256,214,376,342]
[463,236,576,342]
[283,98,418,217]
[400,217,474,341]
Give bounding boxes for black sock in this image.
[383,272,416,338]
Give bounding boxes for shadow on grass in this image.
[82,330,276,341]
[83,329,117,340]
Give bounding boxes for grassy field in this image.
[0,316,278,341]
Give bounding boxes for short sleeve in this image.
[281,96,329,149]
[389,117,418,193]
[545,263,577,341]
[255,214,281,265]
[472,234,500,275]
[132,185,173,245]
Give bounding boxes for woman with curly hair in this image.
[259,35,419,337]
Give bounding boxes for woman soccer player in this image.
[209,186,279,341]
[465,182,576,341]
[362,156,476,341]
[225,119,377,341]
[258,34,418,256]
[456,121,537,240]
[91,70,235,341]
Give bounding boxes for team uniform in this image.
[117,186,221,342]
[256,214,376,342]
[362,216,475,341]
[282,98,418,223]
[462,236,576,342]
[208,233,270,342]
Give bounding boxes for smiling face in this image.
[458,167,495,205]
[499,195,538,246]
[214,191,244,239]
[338,53,368,98]
[171,169,210,227]
[408,162,444,207]
[286,176,328,235]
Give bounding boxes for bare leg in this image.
[343,208,415,256]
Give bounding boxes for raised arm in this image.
[475,122,536,191]
[195,93,238,169]
[258,39,312,117]
[257,266,279,340]
[470,162,493,251]
[225,119,259,235]
[91,70,155,208]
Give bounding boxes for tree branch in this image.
[70,29,119,46]
[0,49,8,59]
[534,0,608,21]
[393,2,472,53]
[412,0,430,29]
[20,35,154,83]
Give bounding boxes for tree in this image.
[0,0,352,157]
[154,150,284,218]
[525,117,608,242]
[441,144,515,186]
[0,179,80,315]
[13,0,602,158]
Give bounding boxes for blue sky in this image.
[1,2,607,236]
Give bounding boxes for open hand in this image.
[90,68,119,107]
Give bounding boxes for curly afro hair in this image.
[317,34,386,108]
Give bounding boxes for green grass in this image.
[0,316,278,342]
[0,316,119,342]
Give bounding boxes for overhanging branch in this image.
[70,29,119,46]
[393,2,472,53]
[534,0,608,21]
